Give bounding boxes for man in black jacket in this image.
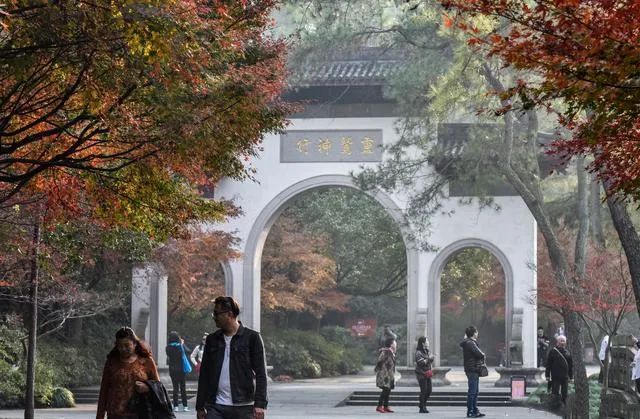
[196,296,268,419]
[545,335,573,404]
[460,326,486,418]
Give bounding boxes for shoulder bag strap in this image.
[553,347,569,370]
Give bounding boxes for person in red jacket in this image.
[96,327,159,419]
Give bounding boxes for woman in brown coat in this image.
[96,327,159,419]
[375,337,397,413]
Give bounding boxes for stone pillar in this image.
[131,262,168,368]
[600,335,640,418]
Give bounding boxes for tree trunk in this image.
[24,222,41,419]
[480,66,589,417]
[564,311,589,418]
[589,177,606,249]
[574,157,589,277]
[569,159,591,418]
[606,196,640,318]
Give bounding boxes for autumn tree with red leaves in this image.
[440,0,640,198]
[1,1,290,416]
[536,227,635,400]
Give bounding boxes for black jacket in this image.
[195,323,268,410]
[414,348,433,377]
[545,346,573,381]
[166,342,190,374]
[460,338,485,374]
[136,380,176,419]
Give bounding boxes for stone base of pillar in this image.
[494,367,545,388]
[396,366,451,387]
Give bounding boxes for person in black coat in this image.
[545,335,573,404]
[537,327,550,367]
[414,336,434,414]
[460,326,486,418]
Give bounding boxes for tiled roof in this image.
[293,59,401,86]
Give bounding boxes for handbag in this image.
[423,369,433,379]
[479,364,489,377]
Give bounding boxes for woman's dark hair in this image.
[214,296,240,317]
[465,325,478,338]
[107,327,152,359]
[168,331,180,343]
[416,336,427,352]
[384,337,396,348]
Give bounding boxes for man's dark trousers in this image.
[551,377,569,403]
[466,372,480,415]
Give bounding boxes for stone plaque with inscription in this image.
[280,130,383,163]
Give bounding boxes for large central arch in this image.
[238,174,420,363]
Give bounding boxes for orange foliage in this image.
[261,215,349,318]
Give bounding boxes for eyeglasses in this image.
[212,310,231,318]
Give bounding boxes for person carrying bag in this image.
[415,336,434,413]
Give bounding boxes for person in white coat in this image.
[632,340,640,394]
[599,335,610,383]
[190,334,208,375]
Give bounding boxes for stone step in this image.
[71,387,198,404]
[343,390,516,407]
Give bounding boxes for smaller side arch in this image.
[427,238,514,367]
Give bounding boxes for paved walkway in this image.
[0,367,566,419]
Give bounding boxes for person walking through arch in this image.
[375,336,397,413]
[96,327,160,419]
[196,296,268,419]
[415,336,434,414]
[166,331,192,412]
[460,326,486,418]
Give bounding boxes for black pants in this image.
[551,377,569,403]
[378,387,391,407]
[205,404,255,419]
[170,370,188,407]
[418,377,432,407]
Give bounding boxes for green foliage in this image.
[288,187,407,298]
[264,329,363,378]
[0,361,23,408]
[265,341,322,378]
[0,319,24,366]
[37,341,102,388]
[50,387,75,408]
[33,359,55,407]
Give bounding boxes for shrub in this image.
[50,387,75,408]
[34,360,55,407]
[0,361,23,408]
[264,341,321,378]
[38,341,102,388]
[264,329,363,378]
